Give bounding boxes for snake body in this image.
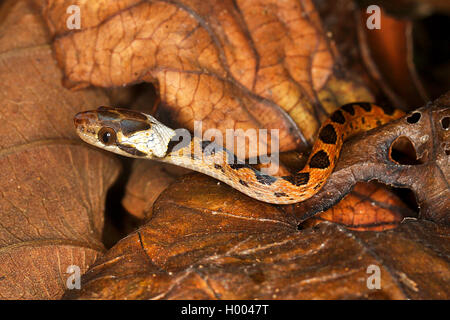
[74,103,404,204]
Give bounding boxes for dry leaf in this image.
[0,1,119,299]
[39,0,377,159]
[122,161,190,219]
[357,6,428,108]
[302,182,409,231]
[63,174,449,299]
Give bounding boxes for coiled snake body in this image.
[74,103,404,204]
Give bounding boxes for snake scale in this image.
[74,103,404,204]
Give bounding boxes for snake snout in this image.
[73,112,84,128]
[73,111,97,128]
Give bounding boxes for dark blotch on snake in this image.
[309,150,330,169]
[227,153,249,168]
[341,104,355,115]
[331,110,345,124]
[202,140,223,156]
[380,104,395,115]
[229,163,251,170]
[201,140,212,151]
[274,192,288,197]
[282,172,310,186]
[313,182,322,190]
[255,172,277,185]
[358,103,372,112]
[228,158,273,186]
[120,119,151,136]
[119,109,148,120]
[319,124,337,144]
[239,179,249,187]
[117,144,146,157]
[99,106,148,121]
[228,153,258,172]
[98,110,121,122]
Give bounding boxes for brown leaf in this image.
[293,92,450,224]
[357,6,428,108]
[0,1,119,299]
[122,161,190,219]
[302,182,408,231]
[40,0,376,158]
[64,174,449,299]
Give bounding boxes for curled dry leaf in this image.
[40,0,375,158]
[302,182,410,231]
[0,1,119,299]
[64,174,449,299]
[293,92,450,224]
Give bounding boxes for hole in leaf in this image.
[389,186,420,217]
[441,116,449,130]
[444,143,450,156]
[390,136,426,165]
[406,112,421,124]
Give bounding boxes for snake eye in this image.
[98,127,117,146]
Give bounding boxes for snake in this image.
[74,103,404,204]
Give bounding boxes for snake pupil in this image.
[102,132,111,143]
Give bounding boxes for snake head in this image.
[74,106,176,158]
